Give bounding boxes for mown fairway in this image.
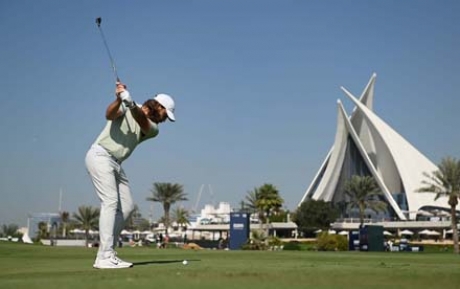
[0,242,459,289]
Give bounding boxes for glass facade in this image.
[331,136,397,220]
[27,213,61,239]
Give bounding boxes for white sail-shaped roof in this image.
[300,74,449,220]
[299,74,377,205]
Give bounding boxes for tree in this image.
[254,184,284,223]
[172,207,191,231]
[37,222,49,241]
[242,190,258,214]
[1,224,19,238]
[417,157,460,254]
[269,209,290,223]
[60,211,70,238]
[293,199,339,235]
[72,206,99,246]
[344,175,387,227]
[146,182,188,235]
[247,184,284,237]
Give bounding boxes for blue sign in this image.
[229,212,250,250]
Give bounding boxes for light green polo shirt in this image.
[95,104,159,162]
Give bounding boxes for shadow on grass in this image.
[133,259,201,266]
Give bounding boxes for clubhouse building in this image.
[299,73,452,224]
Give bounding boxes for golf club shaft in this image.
[96,18,120,82]
[95,17,131,130]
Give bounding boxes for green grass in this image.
[0,242,459,289]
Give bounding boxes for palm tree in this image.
[37,222,49,240]
[60,211,70,238]
[255,184,284,223]
[417,157,460,254]
[173,207,191,231]
[248,184,284,236]
[72,206,99,246]
[243,190,258,213]
[344,175,387,228]
[146,182,188,235]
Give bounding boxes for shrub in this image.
[316,233,348,251]
[267,236,283,247]
[241,239,268,250]
[283,241,302,251]
[241,229,267,250]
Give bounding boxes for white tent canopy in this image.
[70,228,85,234]
[314,229,336,234]
[383,230,393,236]
[419,229,440,236]
[399,229,414,236]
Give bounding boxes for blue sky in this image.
[1,1,459,227]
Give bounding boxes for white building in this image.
[196,202,232,225]
[299,74,450,221]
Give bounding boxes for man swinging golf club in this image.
[85,82,176,269]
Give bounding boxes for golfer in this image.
[85,82,175,269]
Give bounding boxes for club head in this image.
[96,17,102,27]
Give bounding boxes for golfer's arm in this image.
[106,98,123,120]
[129,106,152,134]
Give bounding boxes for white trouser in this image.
[85,144,134,259]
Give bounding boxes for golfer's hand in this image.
[116,83,134,108]
[115,82,127,95]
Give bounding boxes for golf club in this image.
[95,17,130,130]
[95,17,120,82]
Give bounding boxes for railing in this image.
[332,219,452,230]
[335,218,377,223]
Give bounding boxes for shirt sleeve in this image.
[140,120,159,142]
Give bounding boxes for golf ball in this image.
[182,260,188,265]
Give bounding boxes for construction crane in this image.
[192,184,214,213]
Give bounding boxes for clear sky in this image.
[1,1,459,227]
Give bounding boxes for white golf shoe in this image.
[93,252,133,269]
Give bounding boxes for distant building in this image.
[195,202,232,225]
[299,74,450,221]
[27,213,61,239]
[186,202,297,241]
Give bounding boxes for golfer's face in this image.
[142,105,167,123]
[157,105,168,122]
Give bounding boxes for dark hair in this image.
[142,99,165,123]
[142,99,161,111]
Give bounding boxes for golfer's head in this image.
[142,94,175,124]
[153,94,175,121]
